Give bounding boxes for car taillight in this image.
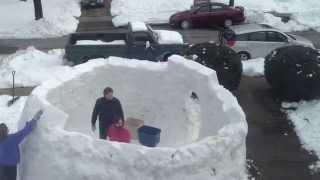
[226,40,236,47]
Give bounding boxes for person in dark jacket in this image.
[91,87,124,139]
[0,110,43,180]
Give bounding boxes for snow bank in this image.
[0,47,71,88]
[216,0,320,31]
[0,0,81,38]
[111,0,193,27]
[242,58,265,77]
[283,100,320,171]
[0,95,27,132]
[19,56,247,180]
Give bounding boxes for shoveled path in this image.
[234,76,320,180]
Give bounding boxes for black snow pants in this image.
[0,165,17,180]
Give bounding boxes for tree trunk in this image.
[33,0,43,20]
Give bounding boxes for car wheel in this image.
[181,20,191,29]
[224,19,233,27]
[238,52,251,61]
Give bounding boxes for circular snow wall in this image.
[19,56,247,180]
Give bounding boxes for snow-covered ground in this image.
[242,58,265,77]
[111,0,320,32]
[0,47,71,88]
[0,0,81,38]
[282,101,320,172]
[0,95,27,132]
[76,40,126,45]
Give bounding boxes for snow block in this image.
[19,56,247,180]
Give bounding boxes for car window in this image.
[197,5,210,13]
[132,32,151,44]
[266,31,288,42]
[211,5,223,11]
[236,33,249,41]
[248,32,267,41]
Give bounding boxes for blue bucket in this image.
[138,125,161,147]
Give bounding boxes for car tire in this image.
[181,20,191,29]
[224,19,233,27]
[238,51,251,61]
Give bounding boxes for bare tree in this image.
[33,0,43,20]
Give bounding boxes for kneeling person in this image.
[107,117,131,143]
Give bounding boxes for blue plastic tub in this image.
[138,125,161,147]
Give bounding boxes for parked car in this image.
[65,22,189,65]
[226,24,315,60]
[80,0,104,8]
[169,2,245,29]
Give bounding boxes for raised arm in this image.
[12,110,43,143]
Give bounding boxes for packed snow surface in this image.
[76,40,126,45]
[242,58,265,77]
[0,95,27,132]
[283,100,320,171]
[0,0,81,38]
[130,21,148,32]
[111,0,320,31]
[0,47,71,88]
[19,56,247,180]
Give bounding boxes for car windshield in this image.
[285,33,296,40]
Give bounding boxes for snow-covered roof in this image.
[129,21,148,32]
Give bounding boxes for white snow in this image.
[111,0,320,32]
[0,47,71,88]
[0,95,27,132]
[242,58,265,77]
[76,40,126,45]
[0,0,81,38]
[18,56,248,180]
[215,0,320,32]
[282,100,320,171]
[130,21,148,32]
[111,0,193,27]
[155,30,184,44]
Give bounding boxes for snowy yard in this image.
[0,0,81,38]
[282,101,320,172]
[111,0,320,32]
[242,58,265,77]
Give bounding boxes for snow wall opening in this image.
[19,56,248,180]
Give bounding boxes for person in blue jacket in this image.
[0,110,43,180]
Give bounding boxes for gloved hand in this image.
[33,110,44,121]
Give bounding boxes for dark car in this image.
[170,2,245,29]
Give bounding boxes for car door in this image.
[210,4,227,26]
[129,32,154,60]
[265,31,289,53]
[247,31,268,58]
[191,5,211,27]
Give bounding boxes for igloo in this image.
[18,56,248,180]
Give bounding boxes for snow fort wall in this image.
[18,56,248,180]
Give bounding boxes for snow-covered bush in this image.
[184,42,242,91]
[265,45,320,101]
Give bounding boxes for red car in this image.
[169,2,245,29]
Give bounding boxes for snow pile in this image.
[111,0,193,27]
[155,30,184,44]
[242,58,265,77]
[283,100,320,170]
[0,95,27,132]
[215,0,320,31]
[0,47,71,88]
[130,21,148,32]
[76,40,126,45]
[0,0,81,38]
[19,56,247,180]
